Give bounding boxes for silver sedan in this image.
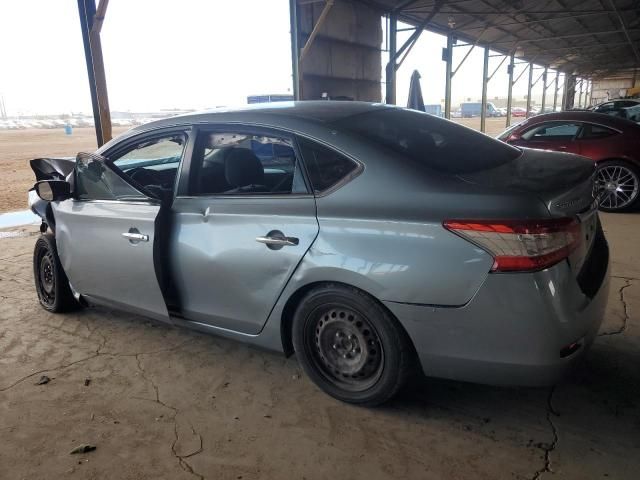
[30,102,610,405]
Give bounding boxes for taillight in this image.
[443,218,581,272]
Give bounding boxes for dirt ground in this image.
[0,127,129,212]
[0,212,638,480]
[0,118,512,213]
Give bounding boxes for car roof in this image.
[516,111,640,132]
[128,101,390,132]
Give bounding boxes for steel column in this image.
[541,67,548,112]
[577,79,584,107]
[89,0,111,145]
[385,13,397,104]
[289,0,300,100]
[563,74,576,110]
[553,71,560,111]
[506,53,515,127]
[480,47,489,133]
[444,33,453,119]
[78,0,103,146]
[526,62,533,118]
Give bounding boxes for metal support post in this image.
[78,0,112,146]
[444,33,453,119]
[526,62,534,118]
[385,13,397,104]
[480,47,489,133]
[289,0,300,100]
[553,71,560,111]
[541,67,548,112]
[506,53,515,127]
[577,78,584,107]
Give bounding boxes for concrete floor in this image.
[0,213,638,480]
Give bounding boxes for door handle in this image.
[256,230,299,250]
[122,232,149,242]
[256,236,299,247]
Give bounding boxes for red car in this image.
[499,112,640,212]
[511,107,527,117]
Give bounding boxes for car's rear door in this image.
[170,125,319,334]
[53,132,188,322]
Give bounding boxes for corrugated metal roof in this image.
[358,0,640,77]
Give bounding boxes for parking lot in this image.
[0,211,638,480]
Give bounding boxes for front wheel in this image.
[292,284,414,406]
[33,234,81,312]
[596,161,640,212]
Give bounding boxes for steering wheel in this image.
[128,167,163,186]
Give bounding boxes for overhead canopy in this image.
[359,0,640,76]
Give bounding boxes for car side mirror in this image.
[507,133,521,141]
[35,180,71,202]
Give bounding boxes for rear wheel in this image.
[33,234,80,312]
[292,284,414,406]
[596,161,640,212]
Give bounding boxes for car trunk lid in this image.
[457,147,599,277]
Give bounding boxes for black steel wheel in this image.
[33,234,80,312]
[292,284,414,406]
[596,161,640,212]
[311,305,384,391]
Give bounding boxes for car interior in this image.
[193,133,300,195]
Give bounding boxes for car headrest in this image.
[224,148,264,187]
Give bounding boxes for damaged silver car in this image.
[30,102,610,405]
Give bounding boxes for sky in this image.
[0,0,564,116]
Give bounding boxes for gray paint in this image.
[54,199,169,322]
[35,101,609,387]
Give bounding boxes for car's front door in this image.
[512,121,583,154]
[53,133,188,322]
[170,126,319,334]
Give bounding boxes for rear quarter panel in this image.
[278,132,550,307]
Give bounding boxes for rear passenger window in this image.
[581,124,616,139]
[190,131,308,195]
[298,138,359,193]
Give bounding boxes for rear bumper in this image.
[385,253,610,387]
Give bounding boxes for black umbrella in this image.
[407,70,425,112]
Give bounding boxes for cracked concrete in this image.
[1,212,639,479]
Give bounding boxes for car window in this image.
[190,131,308,195]
[580,123,617,139]
[521,122,581,141]
[75,153,147,201]
[596,102,614,112]
[497,122,522,140]
[332,107,521,174]
[297,138,360,193]
[113,135,185,172]
[109,134,186,195]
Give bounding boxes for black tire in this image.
[596,160,640,212]
[33,234,80,312]
[292,283,414,406]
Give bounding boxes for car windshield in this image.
[332,108,521,174]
